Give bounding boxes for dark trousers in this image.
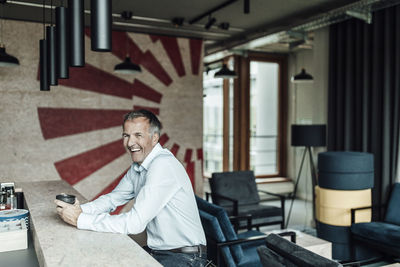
[143,246,209,267]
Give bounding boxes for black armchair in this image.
[208,170,286,231]
[195,196,295,267]
[350,182,400,258]
[257,233,358,267]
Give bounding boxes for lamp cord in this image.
[42,0,45,38]
[50,0,53,26]
[0,1,4,46]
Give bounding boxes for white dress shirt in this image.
[77,143,206,250]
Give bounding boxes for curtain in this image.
[328,5,400,220]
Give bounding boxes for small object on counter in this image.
[9,189,17,210]
[0,218,27,252]
[15,188,24,209]
[56,193,76,204]
[0,191,6,210]
[0,209,30,230]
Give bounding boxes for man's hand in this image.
[55,199,82,227]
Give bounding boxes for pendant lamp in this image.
[47,26,58,85]
[114,11,141,74]
[39,0,49,91]
[91,0,112,51]
[69,0,84,67]
[0,0,19,67]
[214,64,237,79]
[0,46,19,67]
[114,57,141,74]
[56,4,69,78]
[291,68,314,83]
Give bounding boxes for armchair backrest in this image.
[210,171,260,206]
[196,196,244,266]
[384,183,400,225]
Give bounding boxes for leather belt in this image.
[168,245,206,254]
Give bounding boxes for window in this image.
[203,53,287,178]
[249,61,279,176]
[203,68,224,177]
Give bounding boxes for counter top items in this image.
[0,218,28,252]
[18,180,161,267]
[56,193,76,204]
[0,209,29,229]
[1,182,18,210]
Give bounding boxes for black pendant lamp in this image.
[214,64,237,79]
[0,46,19,67]
[91,0,112,51]
[69,0,84,67]
[47,26,58,85]
[47,0,58,85]
[56,4,69,78]
[291,68,314,83]
[39,0,49,91]
[114,57,141,74]
[114,11,141,74]
[0,0,19,67]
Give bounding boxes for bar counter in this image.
[18,180,161,267]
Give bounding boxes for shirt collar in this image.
[133,143,162,173]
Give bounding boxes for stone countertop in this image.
[17,180,161,267]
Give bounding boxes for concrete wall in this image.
[0,20,205,205]
[287,27,329,201]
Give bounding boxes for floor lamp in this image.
[285,124,326,228]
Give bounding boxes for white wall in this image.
[287,27,329,201]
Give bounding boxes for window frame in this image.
[232,52,288,178]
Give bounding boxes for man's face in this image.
[123,117,159,164]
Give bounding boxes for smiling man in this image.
[55,109,207,266]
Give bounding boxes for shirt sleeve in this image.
[77,157,181,235]
[80,167,136,215]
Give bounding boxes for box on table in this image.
[0,219,27,252]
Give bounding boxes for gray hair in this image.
[123,109,162,137]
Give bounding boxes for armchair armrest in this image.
[258,190,287,200]
[258,190,286,227]
[350,204,386,224]
[214,231,296,266]
[205,192,239,216]
[229,214,253,232]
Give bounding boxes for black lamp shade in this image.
[291,124,326,147]
[69,0,84,67]
[114,57,142,74]
[39,39,50,91]
[291,68,313,83]
[0,46,19,67]
[91,0,112,51]
[214,64,237,79]
[47,26,58,85]
[56,6,69,78]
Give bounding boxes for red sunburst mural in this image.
[36,30,203,214]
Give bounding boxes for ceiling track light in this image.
[218,22,230,30]
[172,17,184,27]
[0,0,20,67]
[244,0,250,14]
[205,15,216,30]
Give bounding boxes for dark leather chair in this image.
[208,170,286,231]
[196,195,285,267]
[350,182,400,258]
[257,233,345,267]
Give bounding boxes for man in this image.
[55,110,207,266]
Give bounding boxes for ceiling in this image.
[2,0,400,61]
